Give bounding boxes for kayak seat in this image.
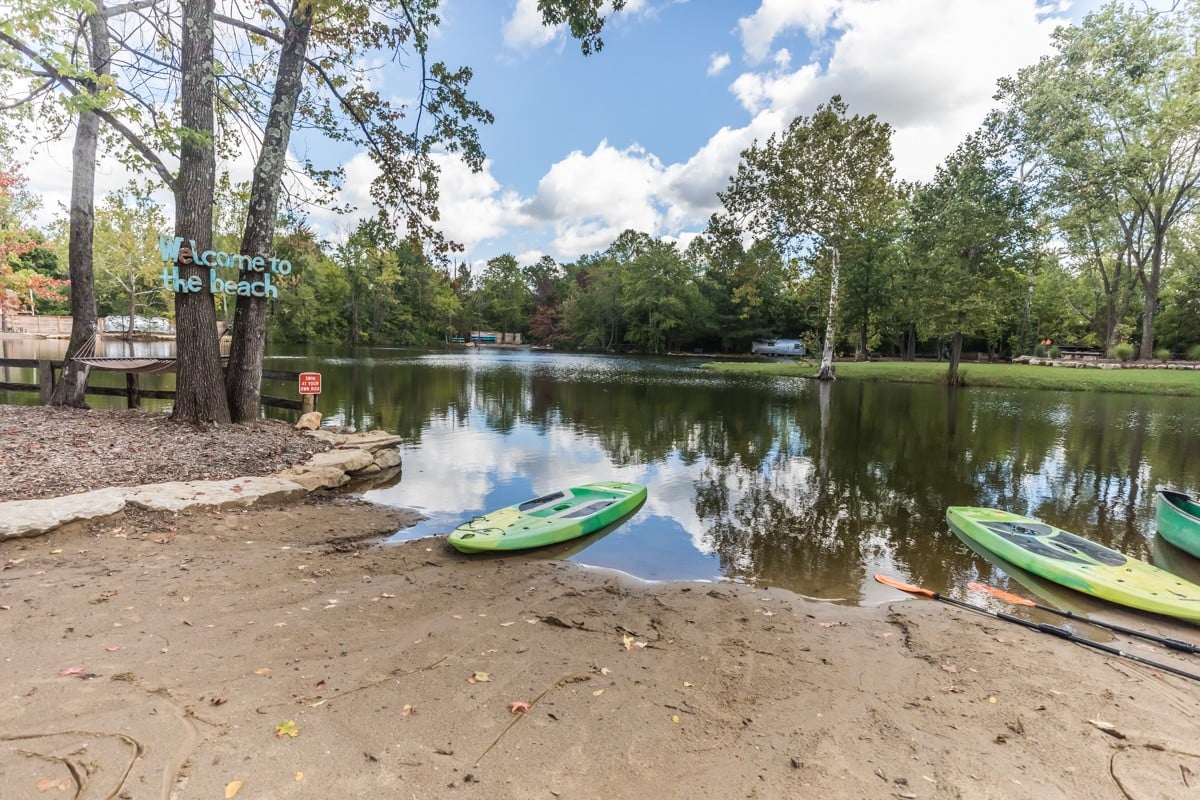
[560,500,615,519]
[519,491,566,511]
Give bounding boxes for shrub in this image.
[1114,342,1135,362]
[1155,348,1171,362]
[1047,346,1060,359]
[1189,344,1200,361]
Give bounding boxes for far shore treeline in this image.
[1,0,1199,392]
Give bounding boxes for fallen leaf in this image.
[210,695,228,706]
[401,704,416,717]
[381,593,395,598]
[49,548,62,554]
[254,668,270,675]
[225,780,243,798]
[671,714,680,724]
[1088,719,1126,739]
[683,682,694,688]
[452,614,463,620]
[295,772,304,782]
[467,671,491,684]
[635,641,648,649]
[275,720,298,738]
[508,700,530,714]
[622,633,634,651]
[941,663,958,673]
[989,696,997,704]
[500,621,516,627]
[592,689,604,696]
[1,605,10,611]
[57,666,91,678]
[819,621,847,628]
[600,667,612,676]
[105,646,121,652]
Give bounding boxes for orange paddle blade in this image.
[874,574,935,598]
[967,582,1035,607]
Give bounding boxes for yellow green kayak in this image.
[449,481,646,553]
[947,506,1200,623]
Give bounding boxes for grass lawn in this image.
[701,358,1200,397]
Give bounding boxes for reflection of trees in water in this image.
[286,346,1198,586]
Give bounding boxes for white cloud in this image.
[501,0,561,51]
[707,52,732,76]
[739,0,840,63]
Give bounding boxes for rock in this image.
[122,476,307,512]
[372,449,403,470]
[302,448,375,473]
[295,411,323,430]
[0,488,128,539]
[275,465,350,491]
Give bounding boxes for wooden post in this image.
[38,360,53,403]
[126,371,141,409]
[301,394,316,414]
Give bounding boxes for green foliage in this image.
[1048,346,1060,359]
[1155,348,1170,362]
[1114,342,1134,361]
[1189,344,1200,361]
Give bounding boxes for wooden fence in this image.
[0,358,305,411]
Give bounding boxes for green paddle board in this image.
[947,506,1200,624]
[449,481,646,553]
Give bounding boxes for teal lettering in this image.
[251,255,266,272]
[186,275,203,293]
[157,234,183,262]
[274,259,292,275]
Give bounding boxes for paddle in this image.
[967,581,1200,655]
[874,574,1200,685]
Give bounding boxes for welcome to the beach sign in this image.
[157,235,292,298]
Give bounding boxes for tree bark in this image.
[813,246,839,381]
[946,330,964,385]
[225,3,313,422]
[172,0,230,424]
[50,7,110,408]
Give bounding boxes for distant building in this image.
[751,338,806,357]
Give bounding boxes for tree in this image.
[998,0,1200,359]
[908,130,1027,383]
[714,96,897,380]
[3,0,629,421]
[478,254,530,339]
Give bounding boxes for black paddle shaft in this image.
[928,590,1200,685]
[1037,606,1199,655]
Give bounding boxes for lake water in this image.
[6,338,1200,608]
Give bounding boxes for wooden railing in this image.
[0,358,305,411]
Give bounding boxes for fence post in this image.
[125,372,141,409]
[301,394,316,414]
[38,360,53,402]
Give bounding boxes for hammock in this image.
[69,334,180,374]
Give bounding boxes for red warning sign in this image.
[298,372,322,395]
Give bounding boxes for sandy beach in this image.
[2,408,1200,799]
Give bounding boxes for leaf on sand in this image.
[401,704,416,716]
[507,700,530,714]
[225,780,243,798]
[622,632,634,651]
[254,668,270,675]
[671,714,680,724]
[819,621,847,628]
[1088,719,1126,739]
[941,663,958,673]
[592,689,604,697]
[467,671,491,684]
[275,720,298,738]
[210,695,228,706]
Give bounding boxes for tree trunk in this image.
[1138,237,1165,360]
[225,3,312,422]
[172,0,229,424]
[946,330,964,385]
[49,6,110,408]
[813,246,839,381]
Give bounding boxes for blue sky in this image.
[19,0,1105,268]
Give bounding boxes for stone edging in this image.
[0,429,403,540]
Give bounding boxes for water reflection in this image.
[6,339,1200,607]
